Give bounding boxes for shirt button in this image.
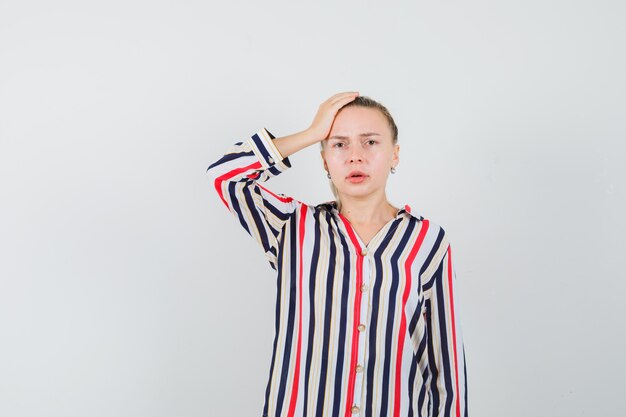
[357,324,366,332]
[268,157,274,164]
[360,284,368,292]
[356,365,364,373]
[360,248,368,256]
[351,405,360,413]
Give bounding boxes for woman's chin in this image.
[336,186,380,199]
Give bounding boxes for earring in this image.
[390,167,396,174]
[327,172,331,179]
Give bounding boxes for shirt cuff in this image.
[248,128,291,171]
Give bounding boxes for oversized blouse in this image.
[206,128,468,417]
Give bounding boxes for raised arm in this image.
[206,128,297,270]
[205,92,359,270]
[272,91,360,158]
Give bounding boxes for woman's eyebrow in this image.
[328,132,381,140]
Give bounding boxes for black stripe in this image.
[274,215,298,416]
[425,298,440,413]
[417,361,430,416]
[267,247,278,270]
[228,182,250,235]
[206,150,254,171]
[408,352,417,417]
[263,195,292,224]
[251,133,273,165]
[331,215,351,417]
[421,227,446,292]
[380,217,417,416]
[411,329,429,417]
[262,223,288,416]
[416,326,428,359]
[395,220,422,417]
[408,298,424,336]
[268,157,292,174]
[303,209,321,413]
[268,165,281,176]
[261,197,283,239]
[315,211,338,417]
[364,217,405,417]
[242,185,272,254]
[433,259,454,416]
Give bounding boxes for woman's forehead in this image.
[330,107,391,137]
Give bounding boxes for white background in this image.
[1,1,625,416]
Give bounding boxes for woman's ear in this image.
[320,150,328,171]
[392,144,400,167]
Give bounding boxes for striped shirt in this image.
[206,128,468,417]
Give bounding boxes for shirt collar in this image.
[316,201,420,221]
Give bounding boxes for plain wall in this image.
[1,1,625,416]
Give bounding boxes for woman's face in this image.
[321,106,399,201]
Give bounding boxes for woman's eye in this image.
[333,142,345,148]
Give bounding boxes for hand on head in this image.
[307,92,359,142]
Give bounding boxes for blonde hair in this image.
[320,96,398,212]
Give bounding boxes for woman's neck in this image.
[338,192,398,225]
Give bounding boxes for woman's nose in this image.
[349,147,363,163]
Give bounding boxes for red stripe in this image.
[214,161,262,209]
[338,213,362,256]
[258,183,294,203]
[337,214,363,417]
[393,219,429,417]
[447,245,461,417]
[286,204,308,417]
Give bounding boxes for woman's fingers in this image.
[328,91,359,106]
[319,92,358,107]
[322,92,359,115]
[307,91,360,142]
[326,92,359,117]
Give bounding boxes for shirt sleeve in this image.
[423,237,469,416]
[205,128,299,270]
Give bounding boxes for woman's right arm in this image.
[271,91,360,158]
[205,127,298,271]
[205,92,359,270]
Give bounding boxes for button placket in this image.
[335,210,396,416]
[335,210,405,416]
[352,253,372,412]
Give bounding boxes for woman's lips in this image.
[346,172,369,183]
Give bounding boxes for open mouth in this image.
[347,171,368,183]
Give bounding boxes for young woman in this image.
[206,92,468,417]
